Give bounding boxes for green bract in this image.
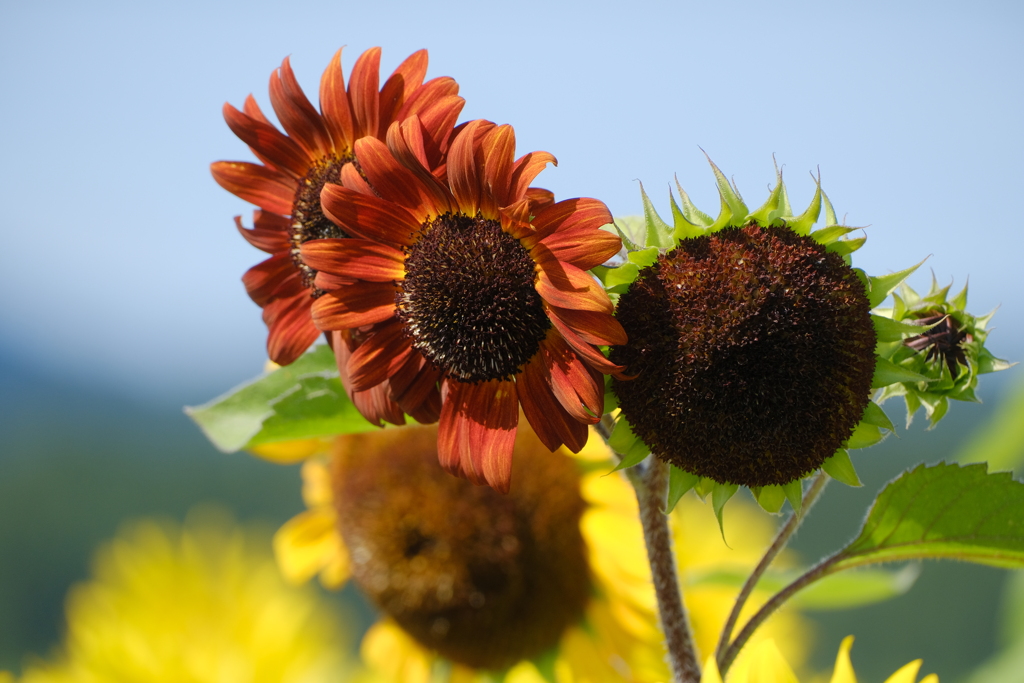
[600,157,1007,518]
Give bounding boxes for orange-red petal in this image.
[538,226,620,270]
[524,198,612,248]
[480,124,516,213]
[518,357,588,453]
[349,47,381,141]
[347,321,414,392]
[263,292,320,365]
[353,136,433,214]
[270,57,333,158]
[510,151,556,203]
[437,379,517,493]
[242,253,298,306]
[538,334,603,423]
[301,238,405,282]
[535,257,614,313]
[319,49,355,152]
[310,282,397,330]
[546,305,627,346]
[235,212,290,254]
[545,308,630,379]
[320,184,420,247]
[378,49,429,137]
[211,161,295,215]
[222,103,310,179]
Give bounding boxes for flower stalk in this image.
[714,470,830,667]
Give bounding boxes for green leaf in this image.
[956,380,1024,472]
[867,260,926,308]
[822,449,863,486]
[640,182,675,249]
[185,346,378,452]
[872,357,930,388]
[791,564,920,610]
[667,466,700,513]
[832,462,1024,572]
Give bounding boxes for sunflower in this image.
[702,636,937,683]
[211,47,465,366]
[299,119,625,492]
[273,420,808,682]
[605,158,1005,513]
[16,508,352,683]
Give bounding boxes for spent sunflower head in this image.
[299,119,626,492]
[273,420,808,682]
[211,47,465,365]
[17,508,352,683]
[606,158,1007,513]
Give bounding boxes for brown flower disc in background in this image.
[332,424,591,669]
[610,224,877,487]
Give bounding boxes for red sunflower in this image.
[299,118,626,493]
[210,47,465,365]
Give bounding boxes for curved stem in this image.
[713,471,830,664]
[718,553,843,675]
[630,457,702,683]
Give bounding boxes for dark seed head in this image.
[610,224,877,487]
[396,213,551,383]
[290,154,352,293]
[332,425,591,669]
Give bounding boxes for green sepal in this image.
[867,260,926,308]
[673,175,715,227]
[612,215,646,252]
[872,357,930,388]
[528,648,559,683]
[747,167,786,227]
[860,401,895,431]
[695,477,717,500]
[785,173,822,236]
[826,236,866,257]
[783,479,803,512]
[627,246,660,267]
[640,182,675,249]
[822,449,863,487]
[821,188,839,227]
[704,152,749,224]
[667,466,700,513]
[712,482,739,539]
[845,420,887,450]
[754,485,788,513]
[872,313,938,343]
[810,225,857,246]
[608,416,639,455]
[603,376,618,413]
[614,438,651,471]
[603,262,640,293]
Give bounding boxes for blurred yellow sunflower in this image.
[702,636,937,683]
[273,420,808,681]
[16,508,353,683]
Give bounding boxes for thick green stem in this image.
[713,471,830,666]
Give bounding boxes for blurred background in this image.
[1,0,1021,680]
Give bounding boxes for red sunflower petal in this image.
[319,48,355,152]
[525,187,556,213]
[241,253,298,306]
[269,57,333,158]
[390,352,442,424]
[537,225,620,270]
[243,94,273,125]
[222,103,310,179]
[534,257,614,313]
[263,291,320,366]
[448,119,487,215]
[480,124,516,214]
[524,197,613,248]
[235,213,290,254]
[546,305,627,346]
[510,151,557,203]
[386,118,453,215]
[538,333,603,423]
[518,357,588,453]
[313,270,357,290]
[416,94,465,164]
[349,47,381,141]
[378,49,429,136]
[310,282,398,329]
[329,330,405,427]
[353,136,433,214]
[301,238,405,282]
[320,184,420,247]
[398,76,460,119]
[211,161,295,215]
[545,308,630,379]
[347,321,414,392]
[437,379,518,493]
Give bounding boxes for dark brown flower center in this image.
[332,425,591,670]
[290,154,353,294]
[610,224,877,487]
[396,213,550,383]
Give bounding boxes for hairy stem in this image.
[718,553,842,675]
[629,457,702,683]
[714,471,830,665]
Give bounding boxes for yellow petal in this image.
[747,639,800,683]
[361,621,432,683]
[701,656,724,683]
[881,659,926,683]
[301,458,335,507]
[829,635,857,683]
[272,508,349,585]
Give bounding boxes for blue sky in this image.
[1,0,1021,405]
